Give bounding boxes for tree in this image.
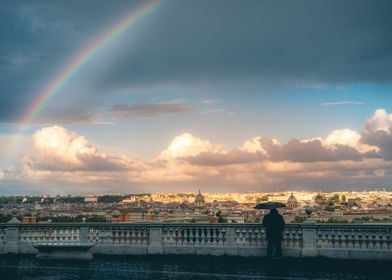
[218,216,228,223]
[292,216,307,223]
[325,205,335,212]
[0,214,13,223]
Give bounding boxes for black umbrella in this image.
[254,202,286,209]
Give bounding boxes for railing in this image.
[0,222,391,259]
[19,225,80,245]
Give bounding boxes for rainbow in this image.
[20,0,162,127]
[2,0,163,159]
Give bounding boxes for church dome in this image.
[288,194,297,203]
[287,193,298,209]
[194,190,206,208]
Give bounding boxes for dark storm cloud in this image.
[109,102,195,118]
[94,0,392,91]
[184,150,267,166]
[0,0,145,124]
[184,138,366,166]
[1,0,392,123]
[37,108,101,125]
[362,129,392,161]
[260,138,364,162]
[24,152,134,172]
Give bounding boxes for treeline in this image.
[36,215,107,223]
[0,214,107,223]
[0,214,14,223]
[0,194,151,205]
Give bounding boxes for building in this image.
[348,197,362,207]
[314,193,326,205]
[111,210,129,223]
[22,213,36,224]
[122,196,136,204]
[287,193,299,209]
[194,190,206,208]
[84,196,98,203]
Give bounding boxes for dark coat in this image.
[262,210,285,241]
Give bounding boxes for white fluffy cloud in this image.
[24,126,137,172]
[7,108,392,192]
[324,129,377,153]
[240,137,269,154]
[158,133,224,159]
[361,109,392,160]
[364,109,392,132]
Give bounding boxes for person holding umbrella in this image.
[255,202,286,258]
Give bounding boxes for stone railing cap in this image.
[7,217,21,224]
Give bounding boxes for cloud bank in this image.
[1,109,391,193]
[1,1,392,123]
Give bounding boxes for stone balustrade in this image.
[0,222,391,259]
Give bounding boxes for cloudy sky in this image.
[1,0,392,194]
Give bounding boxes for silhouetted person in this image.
[262,208,285,258]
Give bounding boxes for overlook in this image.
[1,0,392,279]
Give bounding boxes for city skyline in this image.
[1,1,392,194]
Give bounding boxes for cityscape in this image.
[2,190,392,224]
[1,0,392,279]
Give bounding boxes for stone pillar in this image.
[225,227,236,247]
[80,226,89,244]
[148,224,163,254]
[301,222,318,257]
[5,218,21,254]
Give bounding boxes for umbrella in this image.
[254,202,286,209]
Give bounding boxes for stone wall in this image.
[0,222,391,260]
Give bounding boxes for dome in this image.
[288,194,297,203]
[194,190,206,208]
[194,190,205,203]
[287,192,298,209]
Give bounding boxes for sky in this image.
[1,0,392,195]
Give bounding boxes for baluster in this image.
[247,229,253,246]
[294,230,300,248]
[112,228,118,245]
[381,234,388,250]
[142,229,147,245]
[234,229,240,246]
[374,234,380,249]
[289,230,295,248]
[189,228,194,246]
[133,228,139,245]
[261,228,267,247]
[359,233,367,249]
[340,232,347,249]
[221,228,226,246]
[353,232,360,249]
[174,229,180,245]
[214,228,219,246]
[105,228,113,245]
[365,232,377,250]
[332,231,339,249]
[253,229,259,246]
[242,229,248,246]
[128,228,133,245]
[170,228,176,245]
[319,231,327,248]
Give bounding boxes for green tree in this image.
[292,216,307,223]
[325,205,335,212]
[0,214,13,223]
[218,216,228,223]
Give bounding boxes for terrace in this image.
[1,220,391,260]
